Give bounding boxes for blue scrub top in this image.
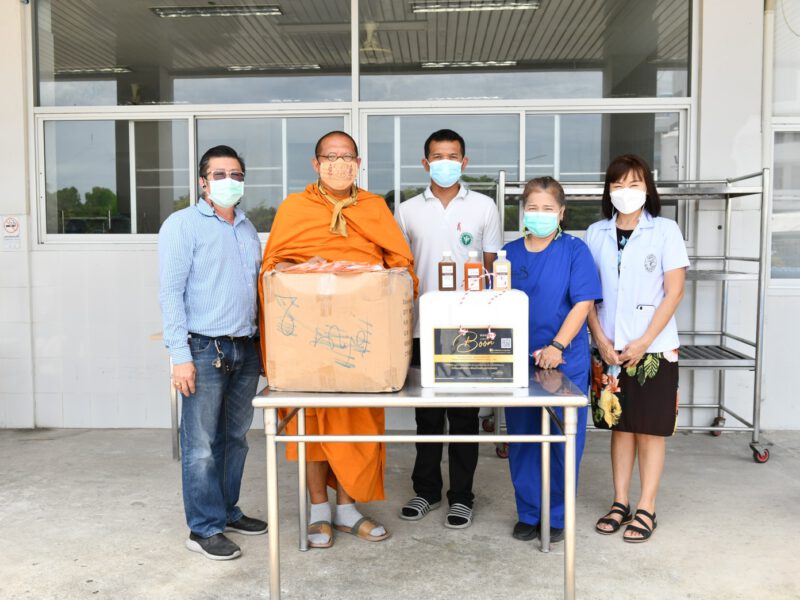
[503,233,602,392]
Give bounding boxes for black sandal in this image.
[623,509,657,543]
[595,502,632,535]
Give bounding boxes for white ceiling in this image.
[37,0,690,74]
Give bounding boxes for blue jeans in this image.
[180,335,260,538]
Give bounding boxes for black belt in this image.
[188,332,257,343]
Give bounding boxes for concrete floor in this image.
[1,428,799,600]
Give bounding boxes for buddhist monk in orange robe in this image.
[258,131,418,547]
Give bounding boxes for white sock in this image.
[308,502,331,545]
[334,502,385,537]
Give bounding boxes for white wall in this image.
[688,0,800,430]
[3,0,797,430]
[29,248,168,427]
[0,3,34,427]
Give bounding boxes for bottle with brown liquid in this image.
[438,250,457,291]
[464,250,483,291]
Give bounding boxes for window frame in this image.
[27,0,697,245]
[769,120,800,288]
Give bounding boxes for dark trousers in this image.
[412,406,480,507]
[410,338,479,506]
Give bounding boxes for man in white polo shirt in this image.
[395,128,503,529]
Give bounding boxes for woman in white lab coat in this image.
[585,154,689,543]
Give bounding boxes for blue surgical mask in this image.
[428,159,462,188]
[523,211,559,238]
[208,178,244,208]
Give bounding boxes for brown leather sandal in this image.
[307,520,334,548]
[334,516,391,542]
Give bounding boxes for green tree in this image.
[247,206,277,232]
[56,186,81,213]
[174,194,190,211]
[84,186,118,216]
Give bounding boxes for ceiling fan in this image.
[360,20,394,64]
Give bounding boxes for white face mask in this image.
[208,178,244,208]
[610,188,646,215]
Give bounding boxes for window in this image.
[772,131,800,279]
[196,116,345,232]
[359,0,690,101]
[774,0,800,116]
[366,114,519,212]
[35,0,352,106]
[43,119,189,234]
[521,111,682,230]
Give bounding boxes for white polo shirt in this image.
[585,211,690,353]
[395,184,504,336]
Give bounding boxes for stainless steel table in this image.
[252,367,587,600]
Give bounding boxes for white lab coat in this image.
[585,211,689,353]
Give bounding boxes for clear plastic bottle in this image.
[493,249,511,290]
[438,250,457,291]
[464,250,483,291]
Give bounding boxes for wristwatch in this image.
[549,340,565,351]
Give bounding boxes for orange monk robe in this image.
[258,183,418,503]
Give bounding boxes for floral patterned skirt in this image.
[590,348,680,437]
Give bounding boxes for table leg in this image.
[540,407,551,552]
[297,408,308,552]
[564,406,577,600]
[265,408,281,599]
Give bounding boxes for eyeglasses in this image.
[316,153,357,163]
[204,169,245,182]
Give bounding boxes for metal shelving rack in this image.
[494,169,772,463]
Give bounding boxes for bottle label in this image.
[467,277,481,291]
[441,274,454,289]
[441,265,454,274]
[494,274,509,290]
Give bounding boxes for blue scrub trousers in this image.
[505,404,588,529]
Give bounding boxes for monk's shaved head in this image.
[315,131,359,158]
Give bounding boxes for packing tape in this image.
[316,274,335,318]
[318,366,335,390]
[266,360,280,389]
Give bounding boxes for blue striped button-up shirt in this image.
[158,200,262,364]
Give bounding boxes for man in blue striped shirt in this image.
[159,145,265,561]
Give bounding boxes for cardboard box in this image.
[419,290,529,387]
[262,269,413,392]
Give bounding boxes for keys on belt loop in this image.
[212,339,232,374]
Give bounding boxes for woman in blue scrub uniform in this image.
[503,176,602,542]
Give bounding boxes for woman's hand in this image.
[619,337,649,368]
[535,345,565,370]
[534,368,564,393]
[596,337,621,366]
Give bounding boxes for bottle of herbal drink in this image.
[464,250,483,291]
[438,250,457,291]
[492,249,511,290]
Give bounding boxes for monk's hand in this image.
[307,256,326,265]
[274,262,295,272]
[172,362,196,396]
[619,337,649,369]
[535,345,564,370]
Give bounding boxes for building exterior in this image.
[0,0,798,429]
